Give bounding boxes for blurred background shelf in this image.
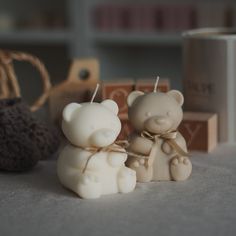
[92,32,182,46]
[0,0,233,91]
[0,30,71,44]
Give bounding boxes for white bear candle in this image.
[57,97,136,199]
[126,79,192,182]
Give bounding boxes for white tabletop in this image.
[1,144,236,236]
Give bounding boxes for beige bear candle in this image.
[126,77,192,182]
[57,85,136,199]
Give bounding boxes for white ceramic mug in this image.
[183,28,236,143]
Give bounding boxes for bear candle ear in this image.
[101,99,119,115]
[167,90,184,106]
[127,91,144,107]
[62,103,82,122]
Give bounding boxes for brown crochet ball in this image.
[0,98,60,171]
[29,121,60,160]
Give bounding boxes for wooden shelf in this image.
[0,30,71,45]
[92,32,182,46]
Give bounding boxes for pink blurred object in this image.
[91,6,100,30]
[92,3,196,33]
[129,5,161,32]
[141,5,160,31]
[93,5,113,31]
[111,4,132,31]
[129,5,143,31]
[160,4,195,32]
[174,5,196,31]
[160,5,176,31]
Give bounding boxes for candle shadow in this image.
[0,161,77,199]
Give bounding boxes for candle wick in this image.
[90,84,100,103]
[153,76,159,92]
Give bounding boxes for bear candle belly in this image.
[57,99,136,199]
[126,86,192,182]
[152,140,172,181]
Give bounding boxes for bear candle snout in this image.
[90,129,117,147]
[144,116,171,134]
[155,116,166,125]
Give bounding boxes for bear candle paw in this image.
[77,174,102,199]
[118,167,136,193]
[170,156,192,181]
[131,158,145,168]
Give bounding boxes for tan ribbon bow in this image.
[141,130,189,157]
[82,141,130,173]
[80,131,188,173]
[81,140,149,173]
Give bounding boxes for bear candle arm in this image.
[107,151,127,167]
[128,136,153,156]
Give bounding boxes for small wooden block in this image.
[49,58,100,125]
[118,115,134,140]
[67,58,99,86]
[49,82,92,125]
[135,78,170,93]
[179,112,218,152]
[102,80,134,116]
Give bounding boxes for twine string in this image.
[140,130,189,168]
[81,140,149,173]
[80,130,189,173]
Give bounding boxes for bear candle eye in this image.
[145,112,152,117]
[167,111,171,116]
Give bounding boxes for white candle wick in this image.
[90,84,100,103]
[153,76,159,92]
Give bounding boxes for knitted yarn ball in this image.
[0,98,60,171]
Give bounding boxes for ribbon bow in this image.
[81,140,132,173]
[141,130,189,157]
[81,140,149,173]
[78,130,188,173]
